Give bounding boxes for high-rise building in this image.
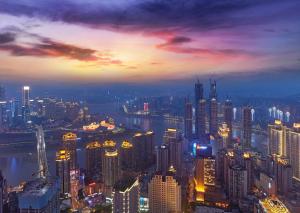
[18,177,60,213]
[209,79,217,99]
[242,152,254,192]
[195,80,204,139]
[242,106,252,150]
[56,149,71,195]
[22,86,30,107]
[218,123,230,149]
[156,144,169,175]
[228,165,248,204]
[62,132,77,170]
[184,99,193,139]
[163,128,182,176]
[132,132,155,171]
[112,176,140,213]
[103,148,120,187]
[268,120,287,157]
[287,123,300,180]
[120,140,134,171]
[193,146,215,202]
[36,126,49,178]
[274,157,292,195]
[0,171,6,213]
[148,172,181,213]
[0,85,5,102]
[197,99,206,138]
[86,141,103,179]
[206,80,219,140]
[209,98,218,137]
[224,99,233,141]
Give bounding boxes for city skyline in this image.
[0,0,299,86]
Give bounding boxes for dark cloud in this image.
[0,32,16,44]
[0,30,121,64]
[0,0,298,33]
[156,35,257,57]
[157,36,192,48]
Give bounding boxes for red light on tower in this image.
[144,102,149,112]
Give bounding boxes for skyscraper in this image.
[287,123,300,180]
[132,131,155,171]
[193,145,215,202]
[195,80,203,138]
[209,79,217,99]
[86,141,103,180]
[0,85,5,101]
[156,144,169,175]
[218,123,230,149]
[22,86,30,107]
[112,176,140,213]
[268,120,287,157]
[209,98,218,137]
[274,157,292,195]
[120,140,134,171]
[224,99,233,141]
[163,128,182,176]
[148,172,181,213]
[228,165,248,204]
[62,132,77,170]
[184,99,193,139]
[197,99,206,138]
[0,171,6,213]
[103,148,120,188]
[242,106,252,149]
[56,149,71,195]
[36,126,49,178]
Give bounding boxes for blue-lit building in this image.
[18,177,60,213]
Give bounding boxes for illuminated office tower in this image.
[120,140,134,170]
[103,149,120,187]
[193,147,215,202]
[224,99,233,140]
[112,176,140,213]
[195,80,204,139]
[274,157,292,195]
[22,86,30,107]
[268,120,287,157]
[56,149,70,195]
[86,141,103,179]
[218,123,230,149]
[242,106,252,150]
[62,132,77,170]
[198,99,206,138]
[18,177,60,213]
[228,165,248,204]
[148,172,181,213]
[287,123,300,180]
[163,129,182,176]
[132,132,155,171]
[156,144,169,175]
[184,99,193,139]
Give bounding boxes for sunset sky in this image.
[0,0,300,84]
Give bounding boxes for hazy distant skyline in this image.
[0,0,300,85]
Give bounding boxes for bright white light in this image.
[23,86,30,90]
